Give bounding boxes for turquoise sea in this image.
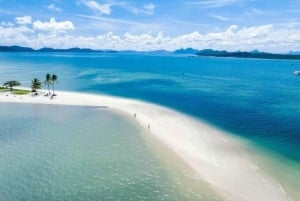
[0,52,299,200]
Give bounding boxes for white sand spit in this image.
[0,90,292,201]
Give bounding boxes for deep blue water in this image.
[0,52,300,162]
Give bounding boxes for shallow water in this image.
[0,103,221,201]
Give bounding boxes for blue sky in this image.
[1,0,300,52]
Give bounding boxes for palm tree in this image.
[4,80,21,91]
[44,73,52,95]
[51,74,58,95]
[31,78,42,94]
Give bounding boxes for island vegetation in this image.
[44,73,58,96]
[1,80,30,95]
[51,74,58,95]
[4,80,21,91]
[0,86,30,95]
[45,73,52,95]
[31,78,42,94]
[1,73,58,96]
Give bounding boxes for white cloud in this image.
[1,21,300,53]
[1,21,14,27]
[78,14,144,26]
[82,0,112,15]
[210,14,231,21]
[127,3,156,15]
[47,4,62,12]
[0,25,34,46]
[245,8,264,17]
[277,19,300,29]
[81,1,155,16]
[186,0,238,8]
[15,16,32,25]
[33,17,75,32]
[144,3,156,13]
[249,8,263,15]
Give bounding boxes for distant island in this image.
[173,48,300,60]
[0,46,117,53]
[2,45,300,60]
[0,45,173,54]
[195,49,300,60]
[173,48,199,54]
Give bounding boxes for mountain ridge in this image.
[1,45,300,60]
[0,46,118,53]
[196,49,300,60]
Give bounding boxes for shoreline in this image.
[0,89,294,201]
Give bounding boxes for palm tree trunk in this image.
[52,83,55,94]
[48,84,50,94]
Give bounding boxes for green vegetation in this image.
[31,78,42,93]
[44,73,58,96]
[12,89,31,95]
[51,74,58,95]
[0,86,30,95]
[1,74,58,96]
[45,73,52,95]
[0,86,9,92]
[4,80,21,91]
[1,81,29,95]
[0,86,7,92]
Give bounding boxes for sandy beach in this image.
[0,90,294,201]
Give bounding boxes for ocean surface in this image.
[0,52,300,199]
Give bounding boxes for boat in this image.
[294,70,300,75]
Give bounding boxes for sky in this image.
[1,0,300,52]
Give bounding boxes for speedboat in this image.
[294,70,300,75]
